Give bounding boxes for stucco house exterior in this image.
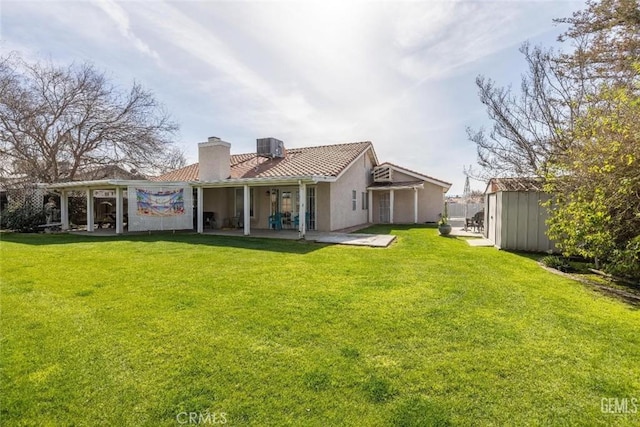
[46,137,451,236]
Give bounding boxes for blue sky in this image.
[1,0,581,194]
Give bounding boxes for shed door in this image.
[488,193,497,242]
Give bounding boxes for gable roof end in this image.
[377,162,452,189]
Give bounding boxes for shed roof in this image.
[485,177,544,193]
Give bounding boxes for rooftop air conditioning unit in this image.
[256,137,285,158]
[373,165,393,182]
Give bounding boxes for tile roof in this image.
[153,163,199,182]
[153,141,373,182]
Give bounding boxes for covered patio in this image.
[367,181,424,224]
[47,179,192,234]
[47,179,132,234]
[193,176,326,238]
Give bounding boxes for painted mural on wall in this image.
[136,188,185,216]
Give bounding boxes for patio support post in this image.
[299,181,306,238]
[368,190,373,223]
[60,190,69,230]
[243,184,250,235]
[86,189,94,232]
[196,187,203,233]
[414,187,418,224]
[389,189,395,224]
[115,187,124,234]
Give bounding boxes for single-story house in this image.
[484,177,556,252]
[45,137,451,236]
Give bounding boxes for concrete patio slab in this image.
[310,233,396,247]
[446,226,494,247]
[67,227,396,247]
[449,227,485,237]
[466,238,494,247]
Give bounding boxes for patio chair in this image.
[465,217,475,231]
[268,213,282,230]
[203,212,216,229]
[472,211,485,232]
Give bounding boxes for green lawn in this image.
[1,226,639,426]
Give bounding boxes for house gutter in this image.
[189,175,334,188]
[44,174,337,191]
[45,179,188,191]
[367,183,424,191]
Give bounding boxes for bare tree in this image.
[468,0,639,180]
[0,53,185,184]
[466,43,588,179]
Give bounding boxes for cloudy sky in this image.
[1,0,581,194]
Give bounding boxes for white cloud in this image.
[123,1,322,133]
[394,2,524,82]
[1,0,580,193]
[94,0,159,59]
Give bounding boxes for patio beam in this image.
[414,187,418,224]
[115,187,124,234]
[243,185,250,235]
[299,181,306,238]
[196,187,203,233]
[86,189,94,232]
[60,190,69,231]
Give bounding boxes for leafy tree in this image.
[0,52,185,184]
[545,84,640,275]
[555,0,640,86]
[470,0,640,278]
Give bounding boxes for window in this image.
[352,190,357,211]
[234,188,254,218]
[362,192,368,210]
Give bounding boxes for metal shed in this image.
[484,178,556,252]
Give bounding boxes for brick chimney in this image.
[198,136,231,181]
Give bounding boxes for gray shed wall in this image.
[485,191,556,252]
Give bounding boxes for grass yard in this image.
[1,226,639,426]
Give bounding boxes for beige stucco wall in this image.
[315,182,331,231]
[198,139,231,181]
[370,170,445,224]
[202,188,228,224]
[253,186,270,228]
[328,152,373,230]
[418,182,445,223]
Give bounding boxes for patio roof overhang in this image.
[367,181,424,191]
[191,175,334,188]
[45,179,188,191]
[44,175,336,192]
